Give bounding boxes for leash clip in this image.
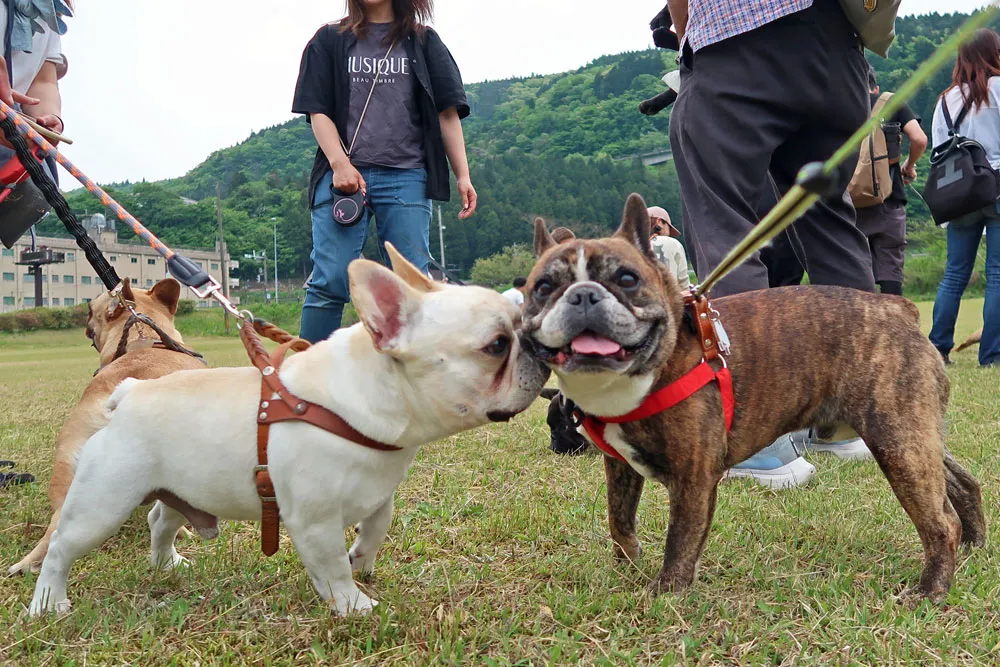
[708,306,731,356]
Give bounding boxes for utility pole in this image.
[271,217,279,304]
[437,205,446,271]
[216,183,230,333]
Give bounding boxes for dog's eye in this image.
[483,335,510,357]
[534,279,554,299]
[617,271,640,291]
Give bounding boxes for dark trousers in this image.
[670,0,875,297]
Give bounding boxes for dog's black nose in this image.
[566,285,604,307]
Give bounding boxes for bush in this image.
[176,299,197,316]
[0,304,89,334]
[13,310,41,331]
[469,244,536,289]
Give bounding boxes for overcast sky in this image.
[52,0,989,187]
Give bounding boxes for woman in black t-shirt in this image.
[292,0,477,342]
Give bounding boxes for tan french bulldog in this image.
[519,193,985,603]
[9,279,204,576]
[28,245,549,617]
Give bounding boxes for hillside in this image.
[46,11,989,282]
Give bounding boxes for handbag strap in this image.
[340,40,395,158]
[4,1,14,87]
[941,94,972,136]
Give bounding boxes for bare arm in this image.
[900,118,928,183]
[22,62,62,133]
[439,107,477,219]
[668,0,689,45]
[310,112,366,194]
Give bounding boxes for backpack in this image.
[848,92,894,209]
[838,0,901,58]
[922,97,1000,225]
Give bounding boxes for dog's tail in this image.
[105,377,144,417]
[954,327,983,353]
[944,452,987,548]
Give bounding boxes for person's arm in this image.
[439,106,477,219]
[668,0,689,45]
[22,62,63,136]
[900,118,928,184]
[674,248,691,290]
[310,112,366,194]
[0,56,39,107]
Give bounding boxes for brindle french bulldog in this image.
[519,193,986,602]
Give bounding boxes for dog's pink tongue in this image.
[571,333,622,356]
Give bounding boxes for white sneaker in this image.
[806,436,874,461]
[725,433,817,489]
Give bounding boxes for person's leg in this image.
[367,167,432,275]
[979,219,1000,366]
[299,169,371,343]
[857,202,907,295]
[929,221,984,360]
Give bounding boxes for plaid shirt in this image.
[684,0,814,52]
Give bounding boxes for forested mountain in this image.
[44,11,987,282]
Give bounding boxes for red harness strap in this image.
[581,359,734,463]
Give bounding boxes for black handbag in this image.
[923,98,1000,225]
[330,41,395,227]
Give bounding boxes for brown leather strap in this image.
[683,292,720,362]
[240,323,402,557]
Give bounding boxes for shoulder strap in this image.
[4,1,14,87]
[340,40,395,157]
[872,91,893,118]
[941,94,972,136]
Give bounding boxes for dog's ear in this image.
[533,218,556,257]
[383,242,440,293]
[106,282,135,321]
[613,193,654,257]
[349,258,424,355]
[148,279,181,315]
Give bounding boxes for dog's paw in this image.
[645,573,693,598]
[28,597,71,617]
[898,586,948,607]
[331,590,379,617]
[7,559,40,576]
[348,545,376,578]
[611,537,642,565]
[151,551,191,571]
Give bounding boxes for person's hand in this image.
[33,114,64,143]
[902,162,917,184]
[457,177,477,219]
[0,57,40,108]
[331,159,366,195]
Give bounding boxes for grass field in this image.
[1,299,997,665]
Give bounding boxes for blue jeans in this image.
[929,217,1000,366]
[300,166,432,343]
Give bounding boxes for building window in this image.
[131,257,138,264]
[64,298,74,306]
[23,273,32,282]
[198,300,207,307]
[81,276,91,285]
[52,298,60,306]
[130,278,138,285]
[211,262,219,271]
[2,272,13,281]
[195,262,203,269]
[146,279,153,287]
[67,252,75,261]
[1,248,13,257]
[82,298,91,303]
[64,275,74,284]
[110,255,117,262]
[51,274,59,283]
[3,296,13,305]
[147,258,156,265]
[42,298,48,306]
[24,297,34,307]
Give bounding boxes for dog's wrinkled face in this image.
[521,194,683,381]
[348,244,550,435]
[87,279,184,365]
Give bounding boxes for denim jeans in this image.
[299,166,432,343]
[929,216,1000,366]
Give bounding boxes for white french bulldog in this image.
[29,244,549,617]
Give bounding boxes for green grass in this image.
[1,300,997,665]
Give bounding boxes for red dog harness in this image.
[579,292,735,463]
[581,359,734,462]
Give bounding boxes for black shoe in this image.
[0,460,16,469]
[0,472,35,488]
[941,351,955,365]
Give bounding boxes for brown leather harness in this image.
[239,320,402,556]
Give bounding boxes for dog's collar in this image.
[578,357,734,463]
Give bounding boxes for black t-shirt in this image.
[292,22,469,203]
[872,93,921,205]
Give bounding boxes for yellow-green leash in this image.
[693,6,999,299]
